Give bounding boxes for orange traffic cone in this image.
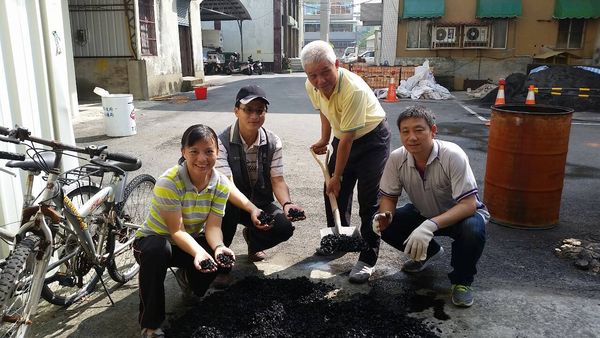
[495,78,506,105]
[525,85,536,105]
[384,73,398,103]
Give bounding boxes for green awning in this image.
[553,0,600,19]
[476,0,521,18]
[402,0,444,19]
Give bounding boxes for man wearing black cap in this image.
[215,85,304,284]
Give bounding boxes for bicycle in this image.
[0,125,155,337]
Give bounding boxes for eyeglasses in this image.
[240,107,267,116]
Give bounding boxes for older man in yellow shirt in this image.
[301,40,391,283]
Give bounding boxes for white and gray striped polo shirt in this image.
[379,139,489,222]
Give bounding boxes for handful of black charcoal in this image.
[217,253,235,266]
[287,208,305,221]
[258,211,275,225]
[200,258,217,270]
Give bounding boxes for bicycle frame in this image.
[0,125,142,333]
[13,150,126,315]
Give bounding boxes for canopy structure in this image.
[200,0,251,21]
[476,0,521,18]
[402,0,444,19]
[553,0,600,19]
[199,0,252,61]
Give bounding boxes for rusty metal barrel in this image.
[484,104,574,229]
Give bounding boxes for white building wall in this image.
[190,0,205,76]
[203,0,275,62]
[380,0,398,65]
[144,0,184,97]
[0,0,78,254]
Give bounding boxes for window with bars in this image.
[407,20,432,49]
[305,23,320,32]
[331,3,352,15]
[331,23,354,32]
[332,40,355,49]
[139,0,157,56]
[490,21,507,49]
[557,19,584,49]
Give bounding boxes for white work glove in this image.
[372,211,392,236]
[403,219,438,261]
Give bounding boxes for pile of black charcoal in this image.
[167,276,442,338]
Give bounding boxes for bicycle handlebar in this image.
[0,134,21,145]
[0,126,10,136]
[0,150,26,161]
[0,125,139,164]
[104,152,138,163]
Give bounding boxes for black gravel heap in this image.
[319,234,369,254]
[480,67,600,111]
[167,276,440,338]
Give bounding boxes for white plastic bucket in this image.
[101,94,136,137]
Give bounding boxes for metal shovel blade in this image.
[310,148,358,239]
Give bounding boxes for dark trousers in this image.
[133,235,221,329]
[379,203,487,286]
[221,201,294,253]
[326,119,391,261]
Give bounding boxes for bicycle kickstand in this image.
[98,275,115,306]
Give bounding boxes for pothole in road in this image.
[167,276,445,337]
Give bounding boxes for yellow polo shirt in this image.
[305,67,385,139]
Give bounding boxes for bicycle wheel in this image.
[0,235,42,337]
[40,185,105,306]
[108,174,155,283]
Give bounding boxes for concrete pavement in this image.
[30,73,600,337]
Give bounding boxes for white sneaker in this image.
[349,261,373,284]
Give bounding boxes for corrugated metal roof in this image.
[553,0,600,19]
[200,0,251,21]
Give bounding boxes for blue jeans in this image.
[379,203,486,286]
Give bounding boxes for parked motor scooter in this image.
[204,50,225,74]
[248,55,263,75]
[225,53,253,75]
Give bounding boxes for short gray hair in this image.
[300,40,336,69]
[397,105,436,130]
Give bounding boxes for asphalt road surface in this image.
[29,73,600,338]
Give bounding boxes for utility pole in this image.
[320,0,330,42]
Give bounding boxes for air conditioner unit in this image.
[434,27,456,43]
[464,26,488,43]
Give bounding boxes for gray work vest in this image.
[219,121,276,206]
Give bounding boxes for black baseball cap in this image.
[236,85,270,105]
